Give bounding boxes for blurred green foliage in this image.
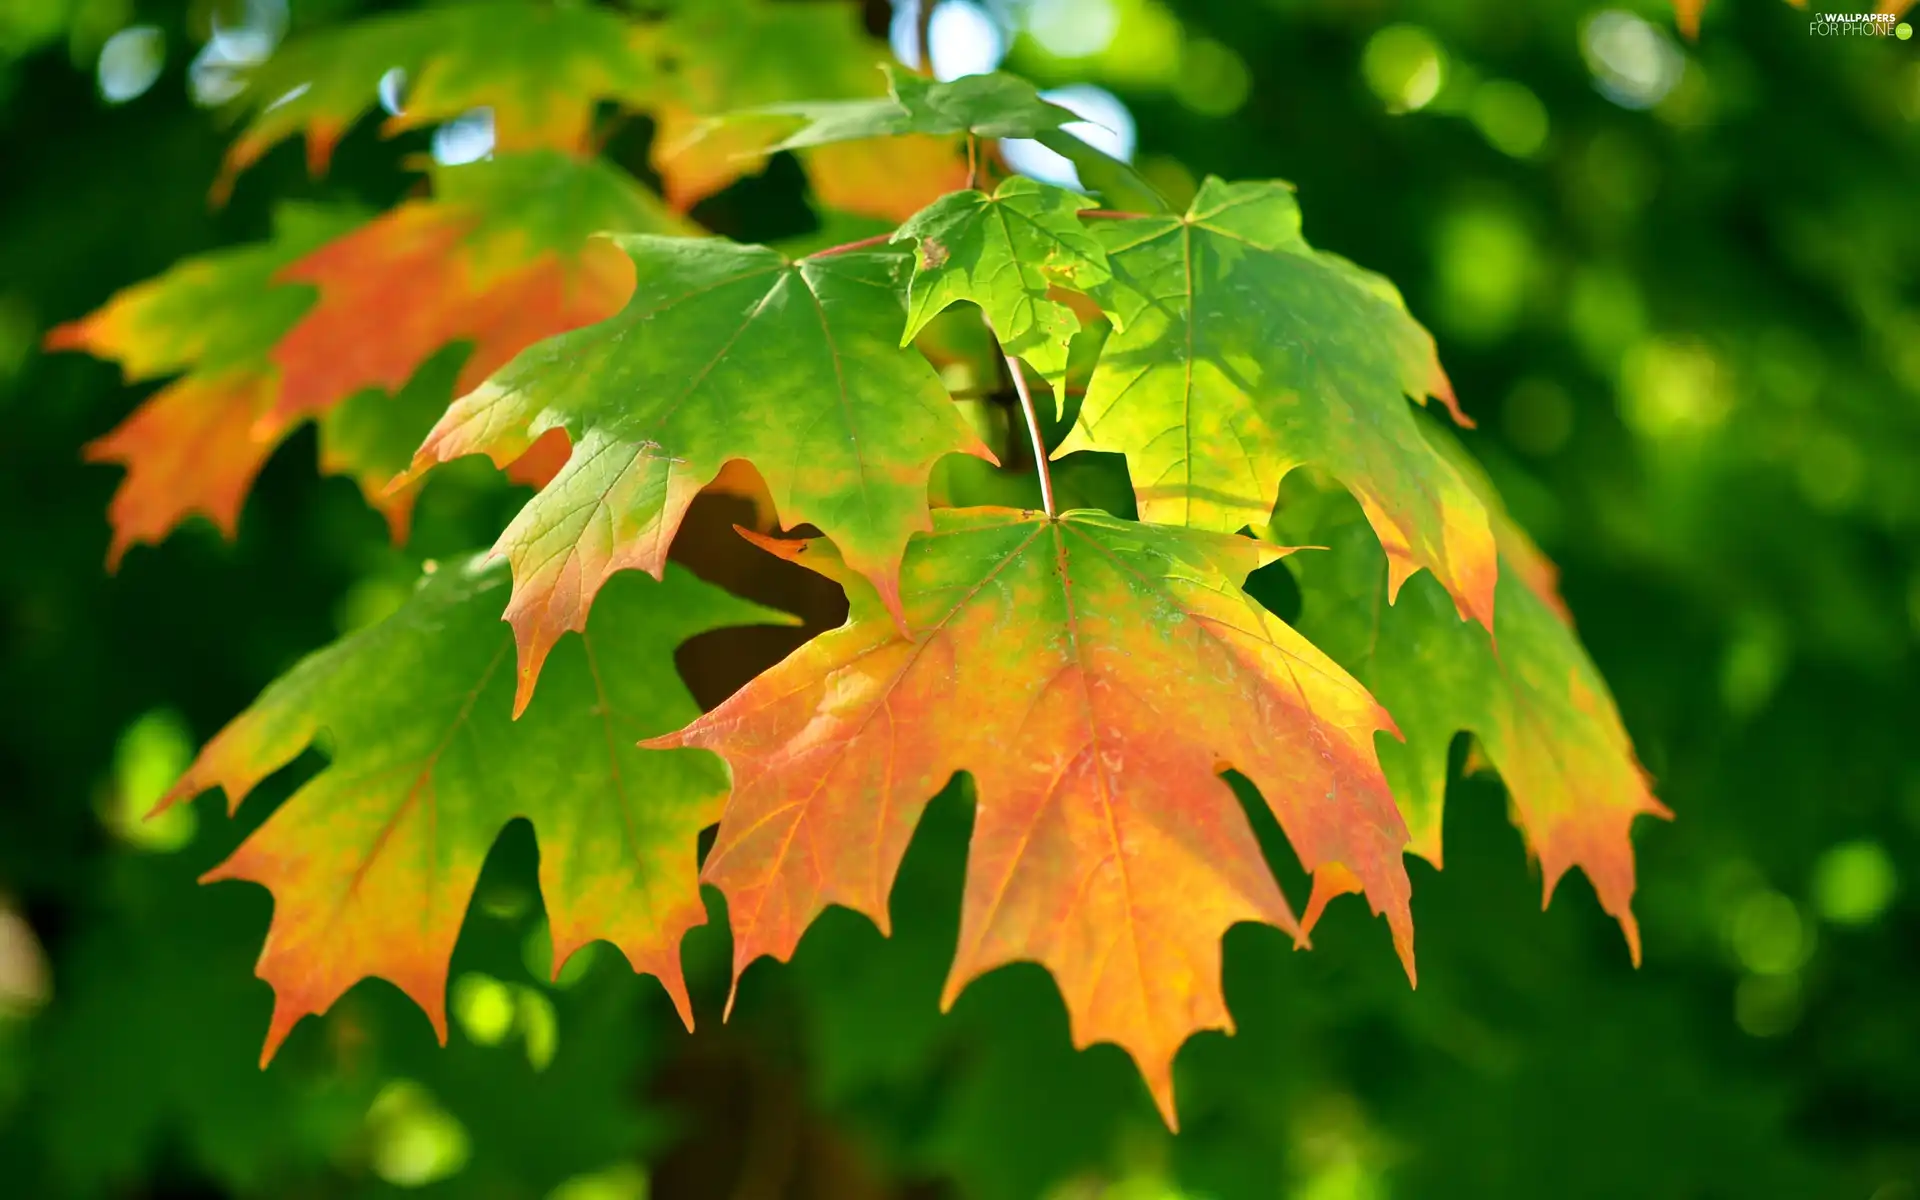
[3,0,1918,1196]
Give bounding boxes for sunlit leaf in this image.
[653,508,1414,1126]
[158,555,787,1056]
[743,66,1085,151]
[407,234,992,714]
[1275,429,1670,958]
[269,152,684,532]
[1059,177,1498,633]
[48,204,364,565]
[893,176,1111,379]
[53,155,674,554]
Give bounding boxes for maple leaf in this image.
[156,554,788,1059]
[1276,434,1670,960]
[56,155,675,555]
[743,66,1086,150]
[217,2,663,195]
[893,176,1112,380]
[652,508,1414,1127]
[268,152,684,531]
[667,60,1161,216]
[405,234,994,716]
[649,0,967,221]
[1057,177,1499,634]
[768,66,1167,212]
[272,153,679,428]
[48,204,365,567]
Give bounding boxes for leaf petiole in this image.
[985,316,1056,517]
[805,231,896,259]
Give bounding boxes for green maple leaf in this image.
[653,508,1414,1127]
[751,66,1084,148]
[157,554,787,1058]
[689,64,1166,211]
[218,2,663,192]
[1275,430,1671,960]
[1058,176,1500,634]
[893,176,1112,380]
[406,235,993,715]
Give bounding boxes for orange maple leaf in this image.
[74,370,283,570]
[54,156,678,559]
[653,510,1415,1127]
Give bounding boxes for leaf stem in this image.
[807,232,896,259]
[985,317,1056,518]
[1081,210,1148,220]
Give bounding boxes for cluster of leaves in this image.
[51,0,1671,1129]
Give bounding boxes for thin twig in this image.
[984,317,1056,517]
[1081,209,1148,220]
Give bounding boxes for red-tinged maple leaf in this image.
[78,372,280,569]
[404,234,993,717]
[651,508,1415,1127]
[55,156,680,556]
[1059,178,1498,636]
[47,204,365,566]
[650,0,966,220]
[157,554,789,1058]
[1276,429,1669,960]
[266,153,684,531]
[215,2,666,197]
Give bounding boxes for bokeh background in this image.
[3,0,1919,1196]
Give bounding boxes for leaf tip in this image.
[1428,360,1472,428]
[635,726,689,752]
[731,524,811,565]
[41,318,91,355]
[1300,862,1362,939]
[510,670,538,720]
[1620,910,1645,968]
[1146,1074,1181,1133]
[257,998,306,1068]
